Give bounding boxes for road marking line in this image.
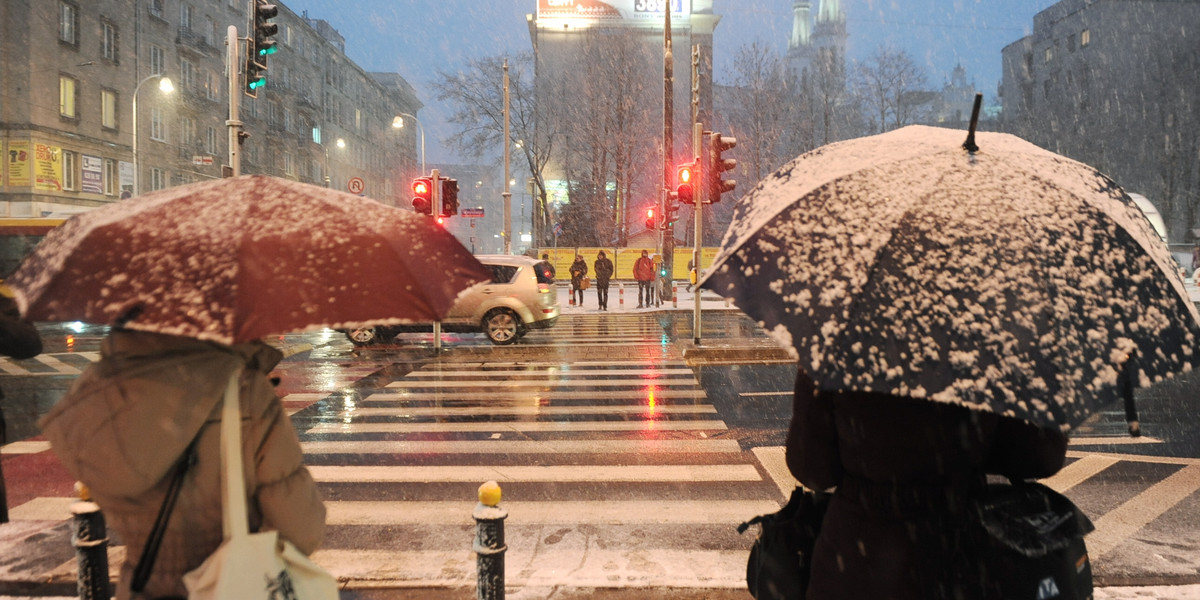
[1087,464,1200,559]
[408,368,695,378]
[305,420,729,434]
[361,389,709,401]
[324,499,781,525]
[1069,436,1162,445]
[739,391,791,397]
[423,360,688,369]
[309,464,762,483]
[34,355,81,375]
[8,497,77,521]
[0,360,30,375]
[1,440,52,454]
[752,446,800,498]
[384,378,700,389]
[1066,450,1200,466]
[339,405,717,417]
[1043,454,1120,493]
[301,439,741,454]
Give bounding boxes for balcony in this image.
[176,27,214,56]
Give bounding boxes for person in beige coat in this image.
[39,329,326,600]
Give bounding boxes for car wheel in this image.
[483,309,521,345]
[345,327,377,346]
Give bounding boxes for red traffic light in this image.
[676,162,695,204]
[644,207,657,230]
[411,177,433,215]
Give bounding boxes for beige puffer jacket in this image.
[39,330,326,600]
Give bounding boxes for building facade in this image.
[999,0,1200,245]
[0,0,422,218]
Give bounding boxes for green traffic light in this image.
[248,78,266,90]
[259,46,278,56]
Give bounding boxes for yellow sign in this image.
[33,143,62,191]
[6,140,31,187]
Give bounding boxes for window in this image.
[205,70,220,100]
[150,0,165,19]
[283,152,294,176]
[101,89,117,129]
[1044,47,1053,63]
[355,109,362,132]
[150,167,166,191]
[180,3,192,29]
[205,126,217,154]
[1067,34,1075,53]
[180,59,195,91]
[283,108,292,132]
[63,151,78,191]
[180,116,195,147]
[59,75,77,118]
[104,159,118,196]
[1081,29,1090,47]
[150,45,165,75]
[102,22,118,61]
[59,2,76,44]
[150,107,166,141]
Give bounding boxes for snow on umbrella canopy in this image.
[8,175,492,345]
[701,125,1200,430]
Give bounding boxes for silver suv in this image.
[345,254,560,345]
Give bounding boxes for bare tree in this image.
[851,46,929,133]
[433,53,559,245]
[725,41,799,184]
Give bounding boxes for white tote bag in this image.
[183,372,338,600]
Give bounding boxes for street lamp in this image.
[393,113,424,174]
[131,74,174,197]
[323,137,345,188]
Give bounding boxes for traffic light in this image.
[411,176,433,215]
[440,178,459,217]
[676,162,696,205]
[707,132,737,202]
[245,1,277,96]
[644,207,657,230]
[663,202,678,230]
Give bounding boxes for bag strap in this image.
[219,369,251,540]
[130,437,198,593]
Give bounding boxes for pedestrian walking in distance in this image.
[594,250,614,311]
[569,254,588,307]
[633,249,654,308]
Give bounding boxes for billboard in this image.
[537,0,690,22]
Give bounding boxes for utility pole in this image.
[225,26,242,177]
[503,59,513,255]
[661,6,674,300]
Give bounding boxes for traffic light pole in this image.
[226,26,243,177]
[432,168,443,351]
[693,122,703,345]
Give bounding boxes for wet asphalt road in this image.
[1,311,1199,595]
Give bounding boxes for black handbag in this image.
[973,479,1095,600]
[738,486,830,600]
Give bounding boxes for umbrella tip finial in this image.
[962,92,983,153]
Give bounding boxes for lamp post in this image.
[393,113,424,174]
[323,137,345,188]
[131,75,174,197]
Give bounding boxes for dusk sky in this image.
[282,0,1059,163]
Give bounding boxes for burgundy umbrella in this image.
[8,175,491,345]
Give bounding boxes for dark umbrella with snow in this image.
[700,125,1200,430]
[9,175,491,345]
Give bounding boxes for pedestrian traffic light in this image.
[411,176,433,215]
[707,132,737,202]
[644,207,657,230]
[440,178,459,217]
[676,162,696,205]
[663,202,678,230]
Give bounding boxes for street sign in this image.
[553,222,563,236]
[192,155,214,165]
[461,207,485,218]
[347,177,365,194]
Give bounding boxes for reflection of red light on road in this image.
[646,386,657,416]
[65,335,75,349]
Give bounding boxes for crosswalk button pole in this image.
[474,480,508,600]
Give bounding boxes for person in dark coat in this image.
[633,250,654,308]
[569,254,588,307]
[785,369,1068,600]
[593,250,614,311]
[541,253,556,281]
[0,290,42,523]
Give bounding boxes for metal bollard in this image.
[71,483,109,600]
[474,481,508,600]
[618,283,624,307]
[672,284,678,308]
